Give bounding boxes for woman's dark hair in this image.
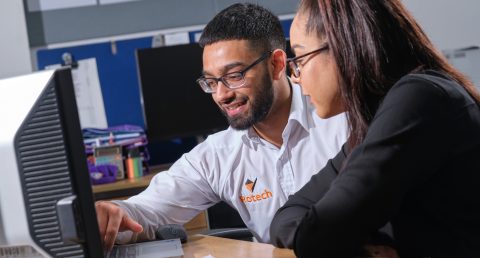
[199,3,286,53]
[298,0,480,149]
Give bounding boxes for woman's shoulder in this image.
[396,70,467,98]
[376,70,478,123]
[388,69,476,106]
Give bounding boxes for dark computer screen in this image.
[136,44,228,143]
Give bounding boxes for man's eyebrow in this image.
[202,61,245,76]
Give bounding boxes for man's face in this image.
[202,40,274,130]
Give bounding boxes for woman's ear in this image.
[270,49,287,80]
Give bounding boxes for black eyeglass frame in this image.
[196,50,273,94]
[287,44,329,78]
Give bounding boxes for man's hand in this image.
[95,201,143,250]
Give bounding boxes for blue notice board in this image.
[36,19,292,129]
[37,37,153,128]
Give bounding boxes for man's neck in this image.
[253,79,292,148]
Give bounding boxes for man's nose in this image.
[214,81,234,100]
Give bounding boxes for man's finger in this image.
[122,216,143,233]
[103,207,123,251]
[95,202,109,242]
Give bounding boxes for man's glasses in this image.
[287,44,329,78]
[196,51,273,94]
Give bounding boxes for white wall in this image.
[402,0,480,51]
[0,0,478,80]
[0,0,32,79]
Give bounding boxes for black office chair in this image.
[201,201,254,241]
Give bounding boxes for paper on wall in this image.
[27,0,96,12]
[46,58,108,129]
[164,32,190,46]
[99,0,139,5]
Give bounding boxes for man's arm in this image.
[95,141,221,249]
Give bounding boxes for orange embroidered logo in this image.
[244,178,257,193]
[240,178,273,203]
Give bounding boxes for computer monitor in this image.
[136,43,228,143]
[0,69,103,257]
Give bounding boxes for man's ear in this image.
[270,49,287,80]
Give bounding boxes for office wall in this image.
[402,0,479,50]
[24,0,298,47]
[24,0,479,50]
[0,0,32,79]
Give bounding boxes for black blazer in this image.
[270,70,480,258]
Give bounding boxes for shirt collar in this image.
[288,79,312,132]
[240,78,313,144]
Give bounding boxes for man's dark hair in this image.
[199,3,286,53]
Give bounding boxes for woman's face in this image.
[289,13,345,118]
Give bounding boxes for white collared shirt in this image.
[115,83,348,244]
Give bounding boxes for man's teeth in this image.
[227,103,243,110]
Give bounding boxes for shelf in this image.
[92,163,172,200]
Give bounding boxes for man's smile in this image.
[223,99,248,117]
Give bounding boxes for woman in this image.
[270,0,480,257]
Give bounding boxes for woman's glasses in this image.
[287,44,329,78]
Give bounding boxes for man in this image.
[95,3,347,250]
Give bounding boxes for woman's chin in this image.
[315,109,343,119]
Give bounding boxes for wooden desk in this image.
[182,235,295,258]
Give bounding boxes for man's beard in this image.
[221,73,274,130]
